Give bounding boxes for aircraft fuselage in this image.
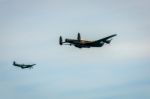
[65,39,104,48]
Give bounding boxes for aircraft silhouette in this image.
[13,61,36,69]
[59,33,117,48]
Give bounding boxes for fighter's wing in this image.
[25,64,36,68]
[91,34,117,44]
[31,64,36,66]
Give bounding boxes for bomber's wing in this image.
[91,34,117,44]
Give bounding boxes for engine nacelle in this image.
[105,40,111,44]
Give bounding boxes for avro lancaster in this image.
[59,33,117,48]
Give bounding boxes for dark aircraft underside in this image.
[74,42,104,48]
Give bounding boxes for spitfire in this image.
[59,33,117,48]
[13,61,36,69]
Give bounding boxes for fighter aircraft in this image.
[59,33,117,48]
[13,61,36,69]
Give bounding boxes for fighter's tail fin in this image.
[13,61,16,65]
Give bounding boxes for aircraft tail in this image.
[13,61,16,65]
[77,33,81,41]
[59,36,63,45]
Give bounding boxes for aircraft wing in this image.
[92,34,117,44]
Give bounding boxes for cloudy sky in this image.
[0,0,150,99]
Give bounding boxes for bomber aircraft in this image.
[13,61,36,69]
[59,33,117,48]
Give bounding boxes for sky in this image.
[0,0,150,99]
